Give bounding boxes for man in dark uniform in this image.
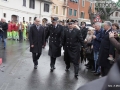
[62,20,84,78]
[29,18,45,69]
[45,17,63,72]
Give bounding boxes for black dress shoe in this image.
[91,71,96,73]
[86,66,92,69]
[94,73,101,76]
[50,66,55,72]
[65,68,69,72]
[75,74,78,79]
[34,65,38,69]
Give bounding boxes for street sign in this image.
[94,15,102,22]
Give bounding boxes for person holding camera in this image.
[109,23,120,61]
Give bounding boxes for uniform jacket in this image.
[8,23,12,32]
[15,23,19,31]
[98,29,114,68]
[11,23,16,31]
[29,24,45,53]
[62,27,84,63]
[45,24,63,57]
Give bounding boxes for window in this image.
[23,17,25,21]
[29,17,32,21]
[74,10,77,16]
[90,3,92,8]
[3,13,6,18]
[82,0,85,7]
[29,0,35,9]
[115,12,118,17]
[80,12,84,18]
[69,9,72,16]
[44,3,49,12]
[55,6,58,14]
[23,0,26,7]
[63,8,65,15]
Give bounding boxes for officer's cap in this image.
[81,22,86,26]
[34,17,37,21]
[68,20,75,25]
[51,17,59,22]
[74,20,78,22]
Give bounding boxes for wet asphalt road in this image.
[0,40,98,90]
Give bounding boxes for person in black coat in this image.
[0,18,8,49]
[62,21,84,78]
[98,21,114,76]
[29,18,45,69]
[80,22,88,63]
[45,17,63,71]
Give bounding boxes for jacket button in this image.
[52,41,53,42]
[52,33,53,34]
[55,41,56,42]
[52,37,53,38]
[67,46,68,47]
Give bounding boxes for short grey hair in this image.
[104,21,112,26]
[95,22,102,27]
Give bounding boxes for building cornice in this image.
[0,5,39,15]
[38,0,53,4]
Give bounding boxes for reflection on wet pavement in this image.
[0,40,98,90]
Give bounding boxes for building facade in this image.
[51,0,68,20]
[40,0,52,22]
[110,11,120,23]
[67,0,79,20]
[0,0,52,23]
[79,0,95,19]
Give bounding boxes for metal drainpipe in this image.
[39,1,41,18]
[78,0,80,19]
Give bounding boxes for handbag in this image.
[85,47,92,54]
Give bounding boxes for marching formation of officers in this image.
[29,17,87,79]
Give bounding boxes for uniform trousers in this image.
[50,57,56,68]
[101,66,111,76]
[64,51,79,75]
[32,53,41,65]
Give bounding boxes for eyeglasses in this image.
[68,23,73,25]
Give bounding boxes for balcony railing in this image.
[63,1,68,7]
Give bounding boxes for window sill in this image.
[22,6,26,7]
[2,0,9,2]
[44,11,49,13]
